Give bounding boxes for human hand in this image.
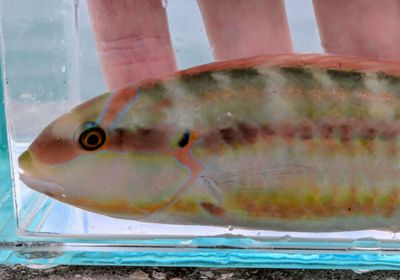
[87,0,292,89]
[87,0,400,90]
[87,0,176,90]
[313,0,400,61]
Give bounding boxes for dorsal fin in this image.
[179,53,400,77]
[132,54,400,92]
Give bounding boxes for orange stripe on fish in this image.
[97,85,138,129]
[29,130,79,165]
[171,131,203,176]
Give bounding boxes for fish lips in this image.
[19,172,66,198]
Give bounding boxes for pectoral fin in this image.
[192,175,226,217]
[212,163,317,190]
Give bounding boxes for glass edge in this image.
[2,243,400,270]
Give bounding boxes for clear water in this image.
[2,0,400,268]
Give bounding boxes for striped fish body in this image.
[19,54,400,231]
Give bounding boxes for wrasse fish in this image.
[18,54,400,232]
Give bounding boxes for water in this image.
[0,0,395,239]
[1,0,400,267]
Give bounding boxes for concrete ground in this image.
[1,266,400,280]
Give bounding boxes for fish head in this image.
[18,91,193,219]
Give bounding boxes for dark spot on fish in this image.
[111,128,125,148]
[280,67,317,89]
[238,123,259,144]
[224,68,265,90]
[261,124,275,137]
[280,68,317,117]
[359,124,377,140]
[296,122,313,140]
[219,127,243,146]
[348,207,352,211]
[177,131,191,148]
[228,68,259,78]
[377,72,400,95]
[279,124,294,139]
[339,122,353,142]
[180,71,219,97]
[203,130,225,151]
[200,202,225,217]
[379,123,398,140]
[326,69,364,91]
[319,120,335,139]
[136,128,166,149]
[110,127,166,151]
[227,68,259,78]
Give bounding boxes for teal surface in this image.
[0,69,14,241]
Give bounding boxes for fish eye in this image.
[77,122,106,151]
[177,131,191,148]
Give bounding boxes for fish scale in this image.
[18,54,400,231]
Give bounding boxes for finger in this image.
[197,0,293,61]
[313,0,400,60]
[87,0,177,89]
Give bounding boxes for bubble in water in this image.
[217,112,234,129]
[61,66,66,73]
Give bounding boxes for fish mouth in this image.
[19,172,66,197]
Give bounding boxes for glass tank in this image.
[2,0,400,269]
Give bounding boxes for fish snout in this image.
[18,150,67,197]
[18,150,33,173]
